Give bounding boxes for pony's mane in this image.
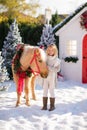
[24,45,34,54]
[39,48,47,62]
[24,45,47,62]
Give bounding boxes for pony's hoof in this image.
[15,102,21,107]
[32,97,36,100]
[23,96,26,99]
[15,103,20,107]
[25,102,30,106]
[32,96,36,100]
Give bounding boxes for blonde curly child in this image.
[41,44,61,111]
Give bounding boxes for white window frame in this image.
[66,40,77,56]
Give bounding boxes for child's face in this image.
[47,45,55,56]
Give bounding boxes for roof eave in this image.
[53,2,87,33]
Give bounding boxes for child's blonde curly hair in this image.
[46,44,58,56]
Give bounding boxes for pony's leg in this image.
[30,75,36,100]
[16,93,21,107]
[14,74,22,107]
[12,65,22,107]
[24,77,30,106]
[13,73,22,107]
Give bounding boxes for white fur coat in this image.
[36,55,61,88]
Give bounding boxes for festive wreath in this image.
[64,56,79,63]
[12,44,32,78]
[80,11,87,30]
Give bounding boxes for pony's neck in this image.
[20,46,34,71]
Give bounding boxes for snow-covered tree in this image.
[0,51,10,91]
[38,24,55,48]
[1,19,23,78]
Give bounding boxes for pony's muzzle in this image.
[40,71,48,78]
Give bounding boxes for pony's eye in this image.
[38,59,42,63]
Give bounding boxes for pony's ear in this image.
[35,48,40,56]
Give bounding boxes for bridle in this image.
[28,49,41,76]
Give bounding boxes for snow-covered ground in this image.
[0,80,87,130]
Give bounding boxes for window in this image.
[66,40,77,56]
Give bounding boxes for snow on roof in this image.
[53,2,87,33]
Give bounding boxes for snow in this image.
[0,80,87,130]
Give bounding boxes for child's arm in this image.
[48,60,61,72]
[48,65,59,72]
[54,59,61,72]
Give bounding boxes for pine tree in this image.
[0,51,9,91]
[38,24,55,48]
[2,19,23,78]
[51,11,62,27]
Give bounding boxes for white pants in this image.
[43,71,56,97]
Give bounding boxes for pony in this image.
[12,44,48,107]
